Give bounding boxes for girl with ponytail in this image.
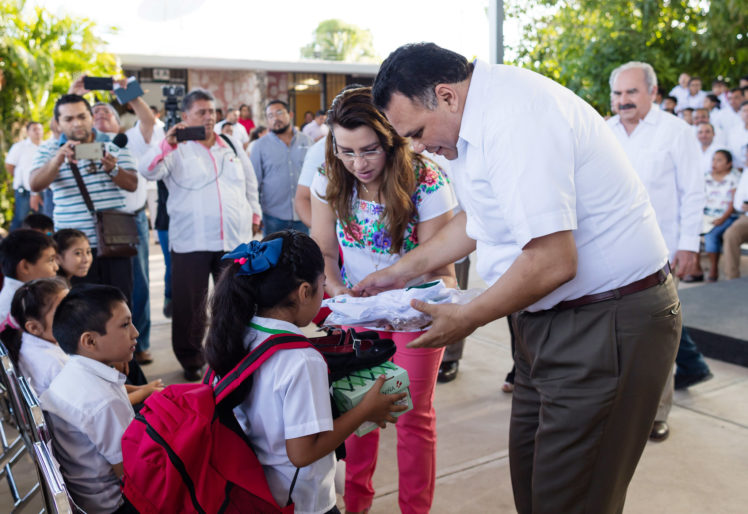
[205,230,405,514]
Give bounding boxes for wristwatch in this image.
[107,166,121,179]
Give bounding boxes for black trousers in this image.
[73,248,133,305]
[170,251,226,370]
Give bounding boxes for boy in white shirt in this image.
[41,284,138,514]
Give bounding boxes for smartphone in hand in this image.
[176,126,206,142]
[83,76,114,91]
[74,142,105,161]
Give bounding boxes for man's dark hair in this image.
[53,284,127,354]
[54,94,92,121]
[21,213,54,233]
[729,87,744,95]
[372,43,473,111]
[266,99,290,112]
[0,229,55,278]
[181,89,214,112]
[688,76,702,85]
[315,109,326,117]
[705,94,721,108]
[25,121,42,131]
[664,95,677,103]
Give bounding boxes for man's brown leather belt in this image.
[555,263,671,310]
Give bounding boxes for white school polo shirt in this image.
[608,106,705,258]
[41,355,133,514]
[451,60,668,311]
[233,316,335,514]
[17,332,69,397]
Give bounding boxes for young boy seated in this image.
[21,212,55,235]
[0,229,58,323]
[40,284,138,514]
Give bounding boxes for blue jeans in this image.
[157,230,172,300]
[131,208,151,352]
[262,213,309,236]
[10,188,33,230]
[675,324,710,377]
[703,215,738,253]
[41,188,55,219]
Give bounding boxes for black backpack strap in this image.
[219,133,238,157]
[213,333,314,405]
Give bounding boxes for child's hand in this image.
[359,375,408,428]
[143,379,165,395]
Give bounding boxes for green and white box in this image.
[332,362,413,437]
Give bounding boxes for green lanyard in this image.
[248,322,296,336]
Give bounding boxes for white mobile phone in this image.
[74,142,104,161]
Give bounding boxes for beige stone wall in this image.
[188,69,268,124]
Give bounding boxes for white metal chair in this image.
[32,441,75,514]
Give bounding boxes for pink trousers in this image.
[343,330,445,514]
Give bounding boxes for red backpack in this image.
[121,333,315,514]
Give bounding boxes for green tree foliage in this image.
[0,0,118,227]
[301,19,378,62]
[507,0,748,113]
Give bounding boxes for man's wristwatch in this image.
[107,166,120,179]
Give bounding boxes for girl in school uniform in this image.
[204,230,405,514]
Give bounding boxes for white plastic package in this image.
[322,280,484,332]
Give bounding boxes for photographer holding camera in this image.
[143,88,262,381]
[29,94,138,300]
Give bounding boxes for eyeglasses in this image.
[334,146,384,164]
[266,109,288,120]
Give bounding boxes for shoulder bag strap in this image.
[219,133,238,157]
[68,160,97,216]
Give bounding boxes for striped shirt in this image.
[31,130,135,248]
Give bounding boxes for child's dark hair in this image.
[0,229,56,278]
[205,231,324,376]
[53,228,89,254]
[53,284,127,355]
[0,277,68,364]
[21,213,54,234]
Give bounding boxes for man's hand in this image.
[57,140,79,165]
[406,300,477,349]
[100,151,118,173]
[29,194,42,211]
[672,250,699,278]
[353,266,409,297]
[165,122,187,146]
[68,75,91,96]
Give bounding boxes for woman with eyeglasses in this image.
[311,87,457,514]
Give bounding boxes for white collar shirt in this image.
[726,124,748,169]
[17,332,69,397]
[733,170,748,213]
[40,355,133,514]
[608,106,705,258]
[119,123,165,213]
[682,90,707,110]
[0,276,24,324]
[214,121,249,145]
[233,316,335,514]
[451,60,668,311]
[302,121,328,142]
[719,106,742,131]
[697,140,720,175]
[144,136,261,253]
[669,84,689,111]
[5,138,40,190]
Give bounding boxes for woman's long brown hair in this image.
[323,87,421,253]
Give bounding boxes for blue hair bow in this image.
[222,239,283,276]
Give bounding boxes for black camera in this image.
[161,85,186,130]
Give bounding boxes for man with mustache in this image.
[250,100,313,235]
[608,62,711,442]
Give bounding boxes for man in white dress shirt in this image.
[696,123,720,174]
[214,107,250,150]
[681,76,707,110]
[669,72,690,111]
[608,62,712,443]
[726,101,748,170]
[361,43,681,514]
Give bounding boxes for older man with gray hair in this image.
[607,61,712,442]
